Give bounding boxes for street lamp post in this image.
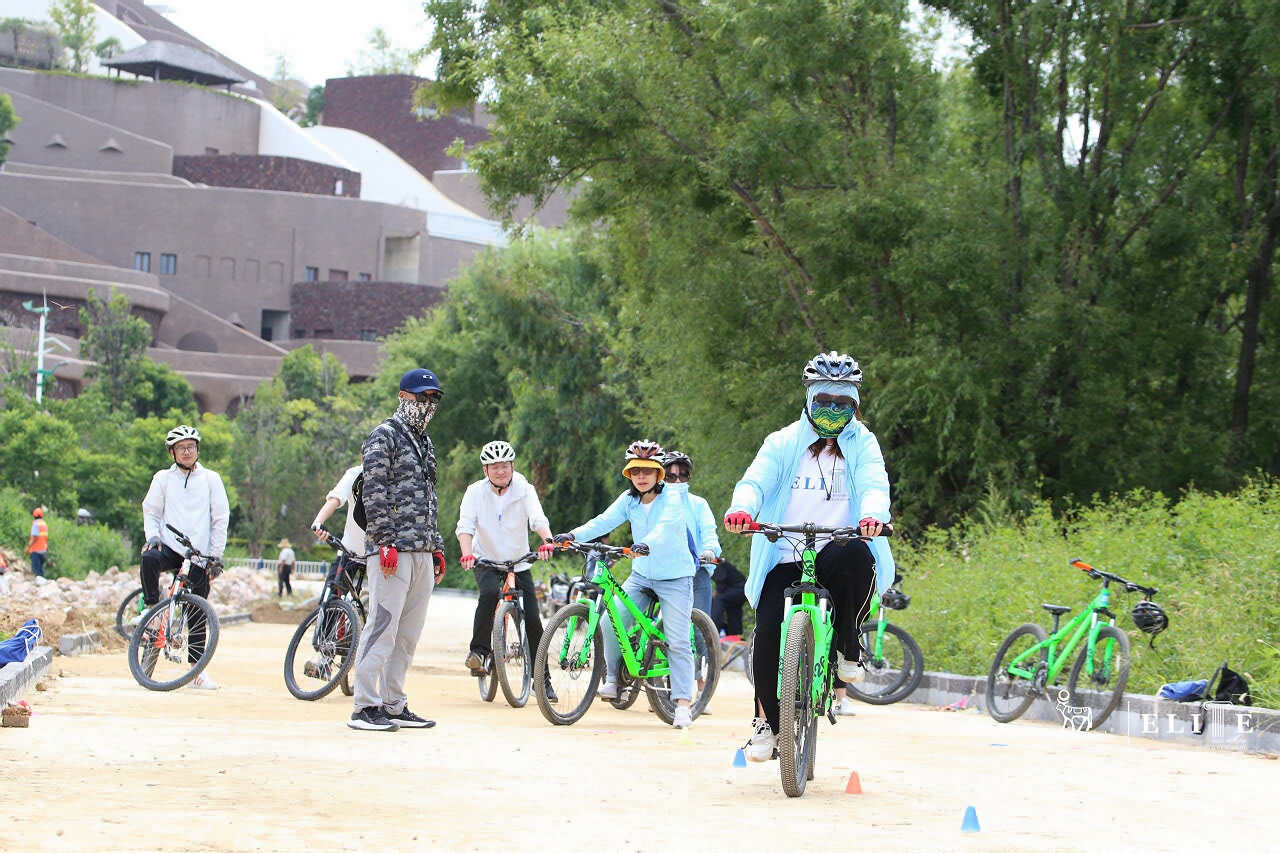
[21,294,70,405]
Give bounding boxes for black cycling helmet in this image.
[662,450,692,471]
[880,588,911,611]
[1131,600,1168,635]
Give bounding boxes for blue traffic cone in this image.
[961,806,980,833]
[732,748,747,767]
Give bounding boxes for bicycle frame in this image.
[778,533,836,714]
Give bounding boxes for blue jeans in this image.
[602,573,695,702]
[692,568,712,661]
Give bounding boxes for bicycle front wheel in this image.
[493,601,532,708]
[986,623,1048,723]
[127,592,219,691]
[283,598,361,701]
[1066,623,1131,730]
[646,609,721,724]
[115,586,145,639]
[778,611,818,797]
[534,602,603,725]
[848,622,924,705]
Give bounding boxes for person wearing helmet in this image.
[24,507,49,578]
[347,368,446,732]
[551,440,701,729]
[723,351,896,759]
[663,451,722,696]
[456,440,557,697]
[141,424,230,689]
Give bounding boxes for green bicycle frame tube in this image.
[1006,586,1114,684]
[555,552,672,679]
[776,545,835,709]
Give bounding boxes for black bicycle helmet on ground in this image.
[1131,599,1168,635]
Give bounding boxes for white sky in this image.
[157,0,435,87]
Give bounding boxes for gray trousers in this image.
[352,550,435,713]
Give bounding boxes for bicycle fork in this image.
[778,587,834,718]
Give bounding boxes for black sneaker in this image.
[543,678,559,704]
[348,706,399,731]
[384,705,436,729]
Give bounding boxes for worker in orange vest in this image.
[25,507,49,578]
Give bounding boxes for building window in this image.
[334,179,344,195]
[304,266,318,282]
[134,251,151,272]
[160,253,177,275]
[358,272,371,281]
[361,330,378,341]
[328,269,348,281]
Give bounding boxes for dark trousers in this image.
[140,543,212,664]
[277,565,293,596]
[712,585,747,635]
[751,538,877,733]
[470,568,544,659]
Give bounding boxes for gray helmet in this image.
[802,351,862,387]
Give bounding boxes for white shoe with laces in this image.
[672,705,693,729]
[745,717,776,762]
[834,697,859,716]
[190,673,219,690]
[597,681,619,701]
[837,654,866,684]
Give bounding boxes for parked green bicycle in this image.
[741,520,891,798]
[533,539,720,726]
[847,572,923,705]
[987,558,1165,729]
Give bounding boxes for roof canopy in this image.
[104,41,245,87]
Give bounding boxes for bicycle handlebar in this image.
[1069,558,1158,597]
[740,520,894,543]
[312,526,376,562]
[554,539,648,560]
[473,552,540,571]
[165,523,213,562]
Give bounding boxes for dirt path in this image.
[3,593,1275,852]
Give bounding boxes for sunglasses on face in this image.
[665,469,690,482]
[813,395,856,409]
[410,391,441,403]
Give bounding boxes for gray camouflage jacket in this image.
[361,415,443,552]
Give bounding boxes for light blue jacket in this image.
[666,483,722,574]
[727,417,895,607]
[571,487,697,581]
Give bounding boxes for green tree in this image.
[93,35,120,61]
[0,92,18,162]
[0,17,26,65]
[0,391,83,514]
[301,84,324,127]
[79,288,152,415]
[47,0,97,74]
[346,26,418,76]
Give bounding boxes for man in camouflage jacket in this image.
[347,368,447,732]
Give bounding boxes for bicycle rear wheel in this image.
[646,609,721,724]
[127,592,219,691]
[493,601,532,708]
[534,602,603,725]
[848,622,924,705]
[986,623,1048,722]
[283,598,361,701]
[778,612,818,797]
[1066,623,1131,730]
[115,586,145,639]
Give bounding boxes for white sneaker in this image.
[672,705,693,729]
[190,673,219,690]
[597,681,619,701]
[745,717,776,762]
[837,654,865,683]
[834,697,859,716]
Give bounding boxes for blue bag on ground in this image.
[1158,679,1209,701]
[0,619,42,667]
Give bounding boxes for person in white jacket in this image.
[723,352,895,760]
[457,441,557,691]
[140,424,230,690]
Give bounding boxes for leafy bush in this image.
[893,479,1280,708]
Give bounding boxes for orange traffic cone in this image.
[844,771,862,794]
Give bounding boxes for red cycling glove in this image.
[859,517,883,537]
[724,511,754,528]
[460,554,477,570]
[433,550,446,582]
[537,541,556,560]
[379,545,398,569]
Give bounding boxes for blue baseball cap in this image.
[400,368,442,395]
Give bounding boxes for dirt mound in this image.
[248,600,309,625]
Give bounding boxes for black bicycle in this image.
[127,525,222,691]
[283,528,371,701]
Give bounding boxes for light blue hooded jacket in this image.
[571,486,697,581]
[666,482,722,574]
[727,416,895,607]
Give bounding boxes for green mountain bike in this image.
[847,572,923,705]
[742,521,891,797]
[987,557,1160,729]
[533,539,720,726]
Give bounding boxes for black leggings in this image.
[470,568,545,658]
[751,538,877,733]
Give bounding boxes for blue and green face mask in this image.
[808,401,855,437]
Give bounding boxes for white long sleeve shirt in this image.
[142,463,230,559]
[326,465,367,555]
[455,472,550,570]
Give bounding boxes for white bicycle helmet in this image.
[480,440,516,465]
[165,424,201,447]
[802,351,863,386]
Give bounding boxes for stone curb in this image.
[59,631,100,656]
[0,645,53,708]
[902,670,1280,753]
